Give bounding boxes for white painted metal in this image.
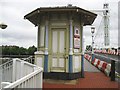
[16,60,22,80]
[0,60,13,88]
[98,61,104,70]
[103,3,110,46]
[12,59,16,82]
[90,3,110,47]
[3,67,43,88]
[21,62,24,78]
[1,82,11,88]
[1,58,43,89]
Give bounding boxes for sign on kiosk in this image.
[74,27,80,49]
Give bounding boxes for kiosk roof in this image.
[24,6,97,26]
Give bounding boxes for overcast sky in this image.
[0,0,119,48]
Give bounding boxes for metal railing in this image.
[22,56,34,64]
[0,59,13,87]
[0,55,34,65]
[85,52,119,81]
[0,58,12,65]
[3,67,42,89]
[0,58,43,89]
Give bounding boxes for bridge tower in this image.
[103,3,110,47]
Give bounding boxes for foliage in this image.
[1,45,37,55]
[28,46,37,55]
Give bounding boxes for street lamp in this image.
[0,23,7,29]
[91,26,95,61]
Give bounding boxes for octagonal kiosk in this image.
[24,5,97,80]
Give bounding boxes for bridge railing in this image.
[0,58,43,89]
[22,56,34,64]
[0,58,12,65]
[94,49,119,56]
[0,59,13,86]
[0,55,34,65]
[84,52,119,81]
[3,66,42,88]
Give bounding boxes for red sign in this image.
[74,27,80,49]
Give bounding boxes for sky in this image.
[0,0,119,49]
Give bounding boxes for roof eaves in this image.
[24,8,39,19]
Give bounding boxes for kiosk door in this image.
[51,29,66,72]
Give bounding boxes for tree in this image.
[19,47,27,55]
[27,45,37,55]
[1,45,37,55]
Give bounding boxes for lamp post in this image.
[91,26,95,61]
[0,23,7,29]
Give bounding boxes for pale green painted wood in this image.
[50,28,67,72]
[35,54,44,70]
[35,13,84,73]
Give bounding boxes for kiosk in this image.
[24,5,97,80]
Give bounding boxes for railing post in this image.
[69,19,73,73]
[81,53,84,78]
[12,59,16,82]
[111,60,115,81]
[81,24,84,78]
[92,53,94,61]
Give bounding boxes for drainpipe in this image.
[44,20,49,72]
[69,19,73,73]
[81,24,84,78]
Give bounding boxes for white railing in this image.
[3,67,42,88]
[0,60,13,86]
[0,58,12,65]
[23,56,34,64]
[0,58,43,89]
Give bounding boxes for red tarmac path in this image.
[43,59,119,89]
[43,71,118,89]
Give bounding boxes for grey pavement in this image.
[84,58,100,72]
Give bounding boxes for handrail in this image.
[1,58,43,89]
[94,53,118,62]
[85,52,118,62]
[0,59,13,67]
[85,52,118,81]
[3,67,43,88]
[0,55,33,58]
[0,55,34,67]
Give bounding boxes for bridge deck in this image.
[43,59,118,89]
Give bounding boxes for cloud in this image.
[0,0,119,48]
